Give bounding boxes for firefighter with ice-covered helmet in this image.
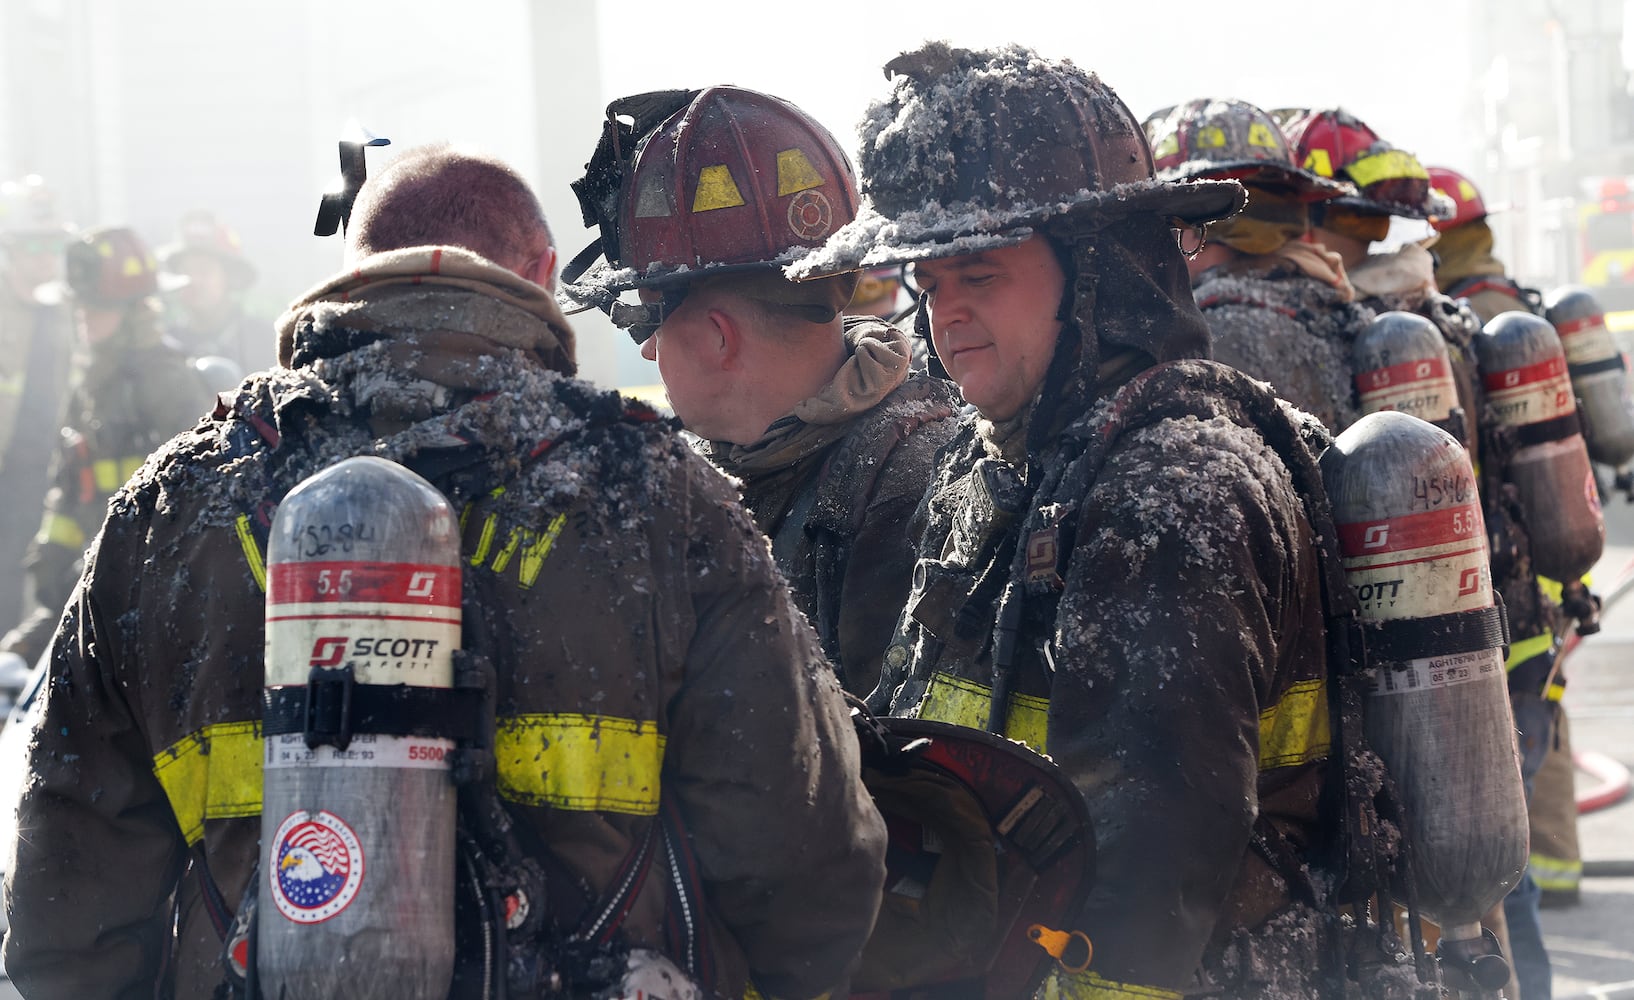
[797,42,1359,998]
[564,86,959,700]
[1143,97,1374,431]
[0,175,74,642]
[0,225,204,668]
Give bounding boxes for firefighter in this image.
[1143,97,1370,431]
[157,209,272,376]
[0,175,74,644]
[0,226,207,668]
[561,87,959,698]
[1,144,886,998]
[1283,113,1582,1000]
[794,43,1354,997]
[1429,165,1595,976]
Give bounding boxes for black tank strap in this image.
[1366,604,1510,663]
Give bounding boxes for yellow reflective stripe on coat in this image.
[1042,969,1180,1000]
[495,714,664,815]
[155,713,665,845]
[1529,852,1583,891]
[920,672,1328,772]
[1506,632,1554,672]
[1258,677,1330,769]
[919,671,1048,753]
[40,511,85,549]
[92,455,146,493]
[153,721,264,844]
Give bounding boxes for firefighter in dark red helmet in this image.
[0,226,207,667]
[797,43,1349,998]
[562,86,958,698]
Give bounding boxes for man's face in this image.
[913,235,1066,421]
[637,286,732,440]
[172,253,229,315]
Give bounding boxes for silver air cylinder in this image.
[261,456,460,998]
[1544,285,1634,468]
[1475,312,1606,582]
[1353,310,1464,444]
[1321,411,1528,943]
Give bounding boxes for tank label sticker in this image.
[1554,315,1619,365]
[1356,358,1457,421]
[1483,356,1575,425]
[264,733,455,771]
[1368,647,1504,696]
[269,809,365,924]
[1339,502,1491,619]
[269,560,460,607]
[266,560,460,687]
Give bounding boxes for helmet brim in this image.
[787,176,1244,281]
[1158,161,1354,203]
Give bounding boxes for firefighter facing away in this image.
[561,86,959,698]
[0,143,886,999]
[792,42,1370,997]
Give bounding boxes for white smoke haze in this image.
[2,0,1626,386]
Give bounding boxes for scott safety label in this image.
[268,809,365,924]
[1355,357,1457,422]
[1483,356,1575,427]
[264,732,455,771]
[1338,502,1492,619]
[265,560,459,687]
[1369,647,1505,697]
[1554,314,1620,366]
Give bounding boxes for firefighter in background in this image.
[1282,110,1583,1000]
[1148,101,1529,997]
[561,87,959,698]
[1429,165,1587,915]
[1142,98,1369,431]
[2,144,887,997]
[0,176,74,646]
[846,265,906,319]
[158,209,272,377]
[793,42,1365,997]
[0,227,216,668]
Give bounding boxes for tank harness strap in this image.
[261,676,488,749]
[1567,355,1627,379]
[1513,411,1583,448]
[1364,605,1510,664]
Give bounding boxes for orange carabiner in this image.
[1027,924,1093,974]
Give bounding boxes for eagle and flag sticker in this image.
[269,809,366,923]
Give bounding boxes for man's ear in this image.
[527,246,559,291]
[706,306,745,372]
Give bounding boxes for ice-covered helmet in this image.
[1275,108,1449,221]
[561,85,861,335]
[1144,99,1352,202]
[1426,167,1489,232]
[791,43,1243,279]
[65,226,159,307]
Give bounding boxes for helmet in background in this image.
[65,226,159,308]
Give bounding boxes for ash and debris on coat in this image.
[1199,903,1338,1000]
[1195,262,1374,433]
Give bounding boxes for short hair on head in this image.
[346,142,551,271]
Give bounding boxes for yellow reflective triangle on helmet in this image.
[692,165,746,212]
[775,148,824,196]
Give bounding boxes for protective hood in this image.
[275,245,576,375]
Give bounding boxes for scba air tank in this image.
[261,456,461,998]
[1320,411,1527,944]
[1352,311,1466,444]
[1544,285,1634,468]
[1474,311,1606,581]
